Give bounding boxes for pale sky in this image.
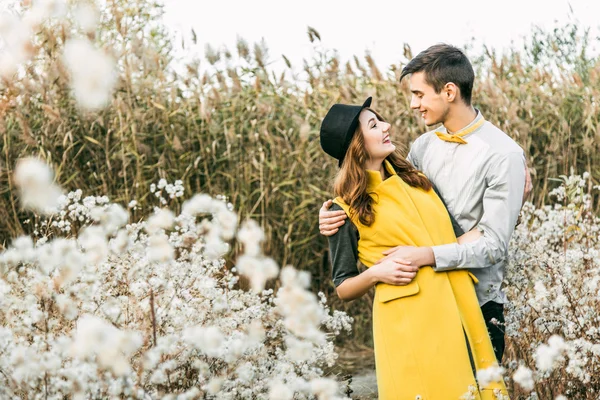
[162,0,600,74]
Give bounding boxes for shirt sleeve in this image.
[431,151,526,271]
[327,204,360,287]
[406,141,419,170]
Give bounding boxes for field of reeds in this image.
[1,0,600,398]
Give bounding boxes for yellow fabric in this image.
[333,160,508,400]
[435,117,485,144]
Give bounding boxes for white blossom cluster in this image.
[0,159,353,399]
[504,173,600,397]
[150,179,185,205]
[0,0,114,110]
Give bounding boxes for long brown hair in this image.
[333,108,431,226]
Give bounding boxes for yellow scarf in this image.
[435,117,485,144]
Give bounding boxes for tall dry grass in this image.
[1,0,599,345]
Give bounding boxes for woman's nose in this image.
[383,122,391,132]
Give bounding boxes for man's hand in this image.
[375,246,435,268]
[319,199,347,236]
[368,259,419,286]
[523,164,533,205]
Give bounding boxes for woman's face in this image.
[359,109,395,161]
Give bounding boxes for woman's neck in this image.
[365,159,386,180]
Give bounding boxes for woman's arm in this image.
[328,205,361,295]
[335,268,377,301]
[336,260,418,301]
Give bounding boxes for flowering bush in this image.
[0,159,353,399]
[1,0,600,398]
[503,173,600,399]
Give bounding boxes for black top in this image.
[328,185,464,287]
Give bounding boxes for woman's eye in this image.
[372,124,377,129]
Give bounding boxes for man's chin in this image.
[422,118,440,127]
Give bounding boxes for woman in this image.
[320,97,508,399]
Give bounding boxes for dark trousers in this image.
[480,301,505,363]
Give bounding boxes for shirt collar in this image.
[437,109,485,139]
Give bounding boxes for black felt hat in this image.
[320,97,372,167]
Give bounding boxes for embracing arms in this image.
[320,154,532,275]
[327,204,419,301]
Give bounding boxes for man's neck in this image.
[443,106,477,134]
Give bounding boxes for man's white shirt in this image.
[407,110,526,305]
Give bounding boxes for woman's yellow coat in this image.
[334,161,508,400]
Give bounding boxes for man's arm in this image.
[319,199,347,236]
[378,154,532,268]
[523,163,533,204]
[430,151,526,271]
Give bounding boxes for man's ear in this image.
[444,82,458,103]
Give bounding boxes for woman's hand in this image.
[336,259,419,300]
[368,259,418,286]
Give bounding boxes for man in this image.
[318,43,532,362]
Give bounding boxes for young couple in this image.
[318,44,531,399]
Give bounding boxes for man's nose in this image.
[410,96,419,109]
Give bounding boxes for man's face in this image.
[408,71,450,126]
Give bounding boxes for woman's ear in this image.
[444,82,458,103]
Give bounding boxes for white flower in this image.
[146,208,175,234]
[476,365,504,387]
[215,209,238,240]
[309,378,339,399]
[0,13,33,78]
[90,204,128,234]
[535,335,566,371]
[205,377,223,395]
[78,225,108,265]
[31,0,67,19]
[285,337,314,362]
[181,193,213,216]
[147,233,174,263]
[109,229,129,254]
[63,38,116,110]
[268,380,293,400]
[11,235,36,263]
[235,362,254,383]
[73,3,99,33]
[183,325,223,356]
[14,158,63,214]
[71,315,141,376]
[236,255,279,293]
[237,219,264,257]
[512,365,534,391]
[55,294,78,320]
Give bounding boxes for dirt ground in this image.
[326,344,378,399]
